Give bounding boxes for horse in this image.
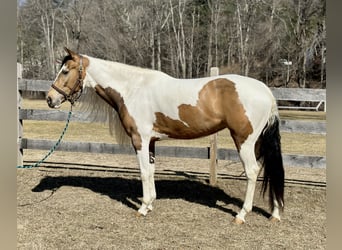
[47,47,284,224]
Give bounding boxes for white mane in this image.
[77,86,131,145]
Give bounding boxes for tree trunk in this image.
[157,31,162,71]
[207,2,214,74]
[150,26,155,70]
[188,7,196,78]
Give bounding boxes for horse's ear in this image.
[64,47,77,58]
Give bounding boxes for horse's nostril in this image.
[47,96,52,106]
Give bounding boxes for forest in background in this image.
[17,0,326,88]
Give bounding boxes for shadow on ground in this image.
[31,169,271,218]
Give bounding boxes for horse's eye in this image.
[62,69,69,75]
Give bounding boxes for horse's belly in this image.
[152,110,225,140]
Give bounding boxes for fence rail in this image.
[17,77,326,171]
[18,109,326,134]
[21,139,326,169]
[271,87,326,111]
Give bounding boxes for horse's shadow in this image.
[32,167,270,218]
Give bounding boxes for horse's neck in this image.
[85,56,157,96]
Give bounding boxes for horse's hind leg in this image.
[233,141,261,224]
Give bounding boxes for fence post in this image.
[17,63,23,167]
[209,67,219,186]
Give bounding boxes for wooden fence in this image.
[271,87,326,111]
[17,66,326,183]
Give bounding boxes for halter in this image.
[51,56,84,105]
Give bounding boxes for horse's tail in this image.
[258,98,284,211]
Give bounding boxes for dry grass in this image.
[17,99,326,249]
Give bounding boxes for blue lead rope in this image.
[17,107,73,169]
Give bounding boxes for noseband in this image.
[51,56,84,105]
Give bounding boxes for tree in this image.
[283,0,325,87]
[17,0,326,88]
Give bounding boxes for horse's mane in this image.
[77,86,131,145]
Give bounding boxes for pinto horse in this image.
[47,47,284,224]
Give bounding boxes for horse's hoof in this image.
[147,204,153,211]
[269,216,281,223]
[136,211,146,217]
[232,217,245,225]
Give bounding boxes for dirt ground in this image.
[17,150,326,250]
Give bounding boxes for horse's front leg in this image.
[135,139,156,216]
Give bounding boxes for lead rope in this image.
[17,105,73,169]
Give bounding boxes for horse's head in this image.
[47,47,87,108]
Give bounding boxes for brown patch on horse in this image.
[153,78,253,151]
[154,112,226,139]
[94,85,142,151]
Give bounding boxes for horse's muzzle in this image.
[46,95,64,109]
